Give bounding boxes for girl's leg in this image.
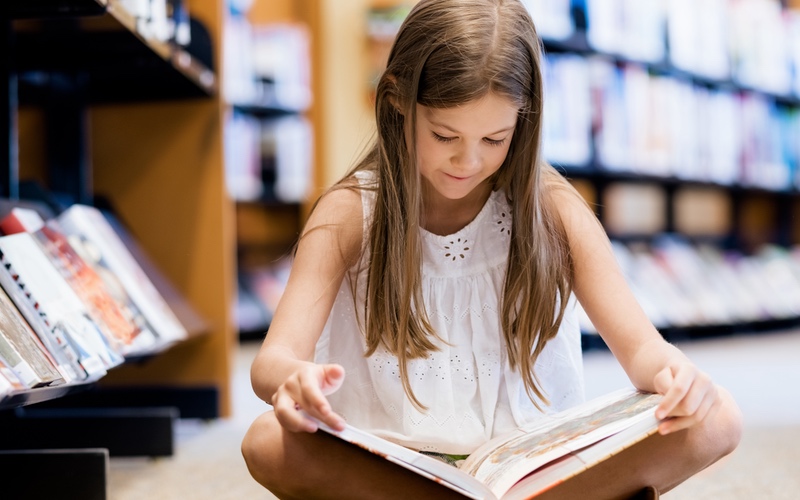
[536,387,743,500]
[241,410,466,500]
[243,388,741,499]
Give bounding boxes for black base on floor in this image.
[28,385,220,419]
[0,406,177,457]
[0,448,108,499]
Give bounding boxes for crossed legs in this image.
[242,388,742,499]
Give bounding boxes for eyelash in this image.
[432,132,506,147]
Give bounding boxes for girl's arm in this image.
[250,186,363,433]
[552,183,722,435]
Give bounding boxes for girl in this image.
[242,0,742,498]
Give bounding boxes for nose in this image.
[452,144,481,173]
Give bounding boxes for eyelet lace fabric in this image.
[314,172,585,454]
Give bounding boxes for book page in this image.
[313,418,496,500]
[501,417,660,500]
[459,389,661,499]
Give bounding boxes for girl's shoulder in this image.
[302,180,365,266]
[540,163,591,214]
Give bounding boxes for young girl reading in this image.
[242,0,743,498]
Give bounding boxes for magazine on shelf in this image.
[58,205,188,348]
[0,233,120,382]
[0,285,64,388]
[0,207,159,356]
[0,251,84,383]
[311,389,662,500]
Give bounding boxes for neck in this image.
[421,181,492,236]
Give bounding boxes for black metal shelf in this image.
[0,381,93,411]
[1,0,218,415]
[11,0,216,103]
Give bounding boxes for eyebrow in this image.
[429,120,516,136]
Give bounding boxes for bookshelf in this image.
[223,0,319,339]
[292,0,800,343]
[3,0,235,471]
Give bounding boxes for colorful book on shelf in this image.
[0,233,120,382]
[0,208,159,356]
[0,255,85,384]
[311,389,662,500]
[57,205,189,347]
[0,284,64,388]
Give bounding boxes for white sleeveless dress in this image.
[314,172,585,455]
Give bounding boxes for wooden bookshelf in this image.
[10,0,236,416]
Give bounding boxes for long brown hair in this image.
[326,0,576,410]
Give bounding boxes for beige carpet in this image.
[107,331,800,499]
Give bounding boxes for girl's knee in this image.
[712,387,743,457]
[688,387,743,464]
[241,411,284,489]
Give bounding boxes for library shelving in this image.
[304,0,800,345]
[223,0,318,339]
[192,0,800,347]
[2,0,235,494]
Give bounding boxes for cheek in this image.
[489,146,511,169]
[417,139,446,164]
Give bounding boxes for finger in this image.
[670,375,709,418]
[297,370,346,430]
[658,415,694,435]
[653,366,674,395]
[272,391,318,433]
[692,384,721,424]
[659,384,720,434]
[320,364,345,395]
[654,367,678,419]
[656,366,694,420]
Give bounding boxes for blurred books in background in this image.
[577,238,800,335]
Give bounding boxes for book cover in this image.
[313,389,662,500]
[58,205,188,347]
[0,233,118,381]
[33,220,158,356]
[0,251,86,384]
[0,206,159,356]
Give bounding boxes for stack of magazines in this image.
[0,203,200,400]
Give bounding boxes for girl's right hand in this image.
[271,363,346,433]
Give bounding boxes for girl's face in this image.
[415,92,518,203]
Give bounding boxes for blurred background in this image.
[231,0,800,343]
[4,0,800,498]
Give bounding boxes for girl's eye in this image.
[484,138,506,147]
[432,132,455,143]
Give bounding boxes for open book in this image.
[313,388,662,500]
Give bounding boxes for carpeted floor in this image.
[107,330,800,499]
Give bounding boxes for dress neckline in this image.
[420,189,502,239]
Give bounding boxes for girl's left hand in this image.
[653,363,721,435]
